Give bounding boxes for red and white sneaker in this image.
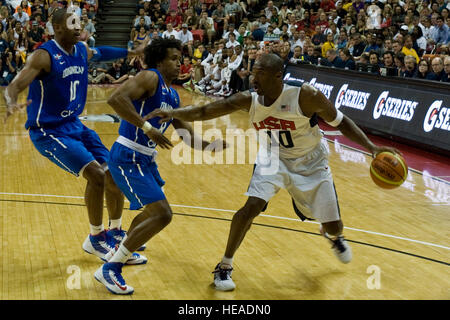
[94,262,134,295]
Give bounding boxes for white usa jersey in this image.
[249,83,323,159]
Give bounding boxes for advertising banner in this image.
[284,63,450,154]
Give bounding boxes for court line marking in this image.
[0,191,449,251]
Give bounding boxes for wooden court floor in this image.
[0,86,449,300]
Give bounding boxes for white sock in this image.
[109,218,122,230]
[110,244,131,264]
[221,256,234,267]
[90,224,104,236]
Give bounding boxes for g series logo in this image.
[283,73,305,83]
[423,100,450,133]
[309,78,334,99]
[373,91,418,121]
[335,84,370,110]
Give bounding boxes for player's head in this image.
[251,53,284,96]
[51,8,80,45]
[144,38,182,82]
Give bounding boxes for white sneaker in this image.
[213,263,236,291]
[82,231,113,260]
[320,226,352,264]
[94,263,134,295]
[222,90,232,97]
[103,246,148,265]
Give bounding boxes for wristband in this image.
[141,121,153,134]
[325,110,344,127]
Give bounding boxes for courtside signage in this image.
[285,63,450,153]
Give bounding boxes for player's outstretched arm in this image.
[299,83,400,157]
[83,39,148,62]
[3,49,50,123]
[107,70,173,149]
[145,91,253,123]
[172,119,228,150]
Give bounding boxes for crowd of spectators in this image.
[1,0,449,93]
[125,0,449,96]
[0,0,99,85]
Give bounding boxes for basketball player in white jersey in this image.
[148,53,399,291]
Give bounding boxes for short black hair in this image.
[52,8,67,26]
[256,53,284,73]
[144,38,182,68]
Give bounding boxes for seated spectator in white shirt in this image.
[162,23,179,40]
[13,7,29,26]
[178,24,194,56]
[222,23,240,40]
[226,32,240,48]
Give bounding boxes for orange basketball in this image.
[370,152,408,189]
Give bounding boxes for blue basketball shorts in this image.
[107,142,166,210]
[29,120,109,177]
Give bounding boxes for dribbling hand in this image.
[370,145,402,158]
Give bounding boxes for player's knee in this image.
[159,210,172,226]
[241,198,266,219]
[152,201,173,226]
[104,171,121,194]
[84,165,106,187]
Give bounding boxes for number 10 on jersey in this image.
[70,80,80,102]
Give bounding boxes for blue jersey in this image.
[25,40,88,129]
[118,68,180,148]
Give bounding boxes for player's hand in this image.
[370,145,402,158]
[130,38,150,56]
[145,127,173,149]
[3,99,32,124]
[203,139,228,151]
[143,109,174,124]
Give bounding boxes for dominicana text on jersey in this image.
[26,40,88,129]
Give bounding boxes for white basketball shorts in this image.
[245,141,341,223]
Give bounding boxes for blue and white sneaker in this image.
[103,246,148,265]
[94,262,134,295]
[82,231,113,260]
[107,228,147,251]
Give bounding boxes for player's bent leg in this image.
[214,196,267,291]
[81,161,113,259]
[124,200,172,252]
[225,196,268,257]
[320,220,352,264]
[103,200,173,266]
[104,170,147,252]
[95,200,172,294]
[103,169,147,250]
[104,169,124,222]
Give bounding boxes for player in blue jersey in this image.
[3,8,147,263]
[93,38,225,295]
